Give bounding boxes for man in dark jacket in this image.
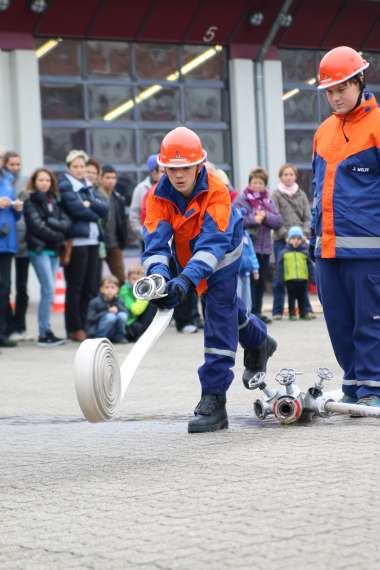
[99,165,128,286]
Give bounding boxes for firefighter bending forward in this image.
[142,127,277,433]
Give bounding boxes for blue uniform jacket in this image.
[0,169,20,254]
[142,168,243,294]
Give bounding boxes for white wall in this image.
[263,59,286,189]
[0,51,14,150]
[229,58,257,191]
[1,49,44,302]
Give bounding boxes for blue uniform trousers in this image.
[198,260,267,394]
[316,258,380,398]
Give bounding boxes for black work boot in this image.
[188,393,228,433]
[242,335,277,389]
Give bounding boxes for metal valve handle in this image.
[275,368,302,386]
[247,371,267,390]
[315,367,334,389]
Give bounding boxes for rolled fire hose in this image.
[74,275,173,423]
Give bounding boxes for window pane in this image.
[138,87,180,121]
[43,128,86,164]
[319,91,332,121]
[88,84,134,120]
[181,45,224,80]
[85,41,131,78]
[362,52,380,86]
[40,84,84,120]
[283,89,318,123]
[90,129,135,164]
[135,43,178,79]
[38,40,81,76]
[198,130,227,164]
[297,169,313,201]
[185,88,222,121]
[285,130,314,164]
[280,49,317,83]
[140,130,166,164]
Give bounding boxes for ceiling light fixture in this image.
[0,0,11,12]
[249,12,264,26]
[29,0,48,14]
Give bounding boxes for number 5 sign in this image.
[203,25,218,42]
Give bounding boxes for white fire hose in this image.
[74,275,172,423]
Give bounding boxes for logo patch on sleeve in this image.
[350,165,372,174]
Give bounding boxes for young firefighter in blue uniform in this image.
[142,127,277,433]
[312,46,380,407]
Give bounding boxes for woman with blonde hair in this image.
[58,150,108,342]
[271,163,313,320]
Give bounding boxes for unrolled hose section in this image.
[325,400,380,418]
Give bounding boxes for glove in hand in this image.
[153,275,192,310]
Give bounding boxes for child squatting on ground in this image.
[142,126,278,434]
[276,226,314,320]
[86,275,128,343]
[119,264,157,342]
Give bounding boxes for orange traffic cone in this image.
[53,270,66,313]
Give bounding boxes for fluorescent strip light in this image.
[104,45,223,121]
[282,88,300,101]
[282,76,317,101]
[36,38,62,59]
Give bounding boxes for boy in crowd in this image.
[98,165,128,286]
[86,275,128,343]
[277,226,314,321]
[119,264,157,342]
[142,126,277,433]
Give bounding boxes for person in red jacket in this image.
[142,127,277,433]
[312,46,380,408]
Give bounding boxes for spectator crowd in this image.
[0,146,315,349]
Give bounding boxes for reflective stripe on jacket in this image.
[312,92,380,259]
[142,167,243,294]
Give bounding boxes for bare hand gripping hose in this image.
[74,275,172,423]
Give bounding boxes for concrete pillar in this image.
[263,59,286,189]
[0,50,15,150]
[229,58,257,191]
[10,50,43,177]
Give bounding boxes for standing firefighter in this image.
[142,127,277,433]
[312,46,380,407]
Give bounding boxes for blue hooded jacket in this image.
[0,169,20,254]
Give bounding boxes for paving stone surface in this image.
[1,307,379,570]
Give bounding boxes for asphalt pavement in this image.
[1,302,380,570]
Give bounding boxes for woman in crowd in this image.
[23,169,71,346]
[58,150,108,342]
[234,167,282,324]
[271,164,313,320]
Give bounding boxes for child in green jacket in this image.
[277,226,314,321]
[119,264,157,341]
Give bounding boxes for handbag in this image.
[59,239,73,266]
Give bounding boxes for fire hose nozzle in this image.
[253,398,273,420]
[273,395,304,424]
[133,274,167,300]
